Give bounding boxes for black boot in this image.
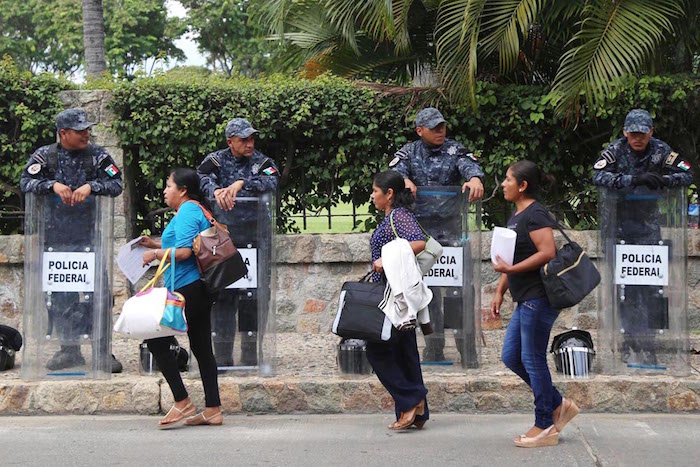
[111,354,123,373]
[46,345,85,370]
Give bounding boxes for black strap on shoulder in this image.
[46,143,99,180]
[46,143,59,172]
[546,210,573,244]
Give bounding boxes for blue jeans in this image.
[501,297,563,429]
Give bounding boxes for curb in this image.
[2,374,698,416]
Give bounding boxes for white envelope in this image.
[491,227,517,266]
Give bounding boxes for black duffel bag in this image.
[332,273,397,343]
[540,224,600,310]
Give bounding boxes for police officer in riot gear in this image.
[390,107,485,362]
[20,108,123,372]
[592,109,692,366]
[197,118,279,368]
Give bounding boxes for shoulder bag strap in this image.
[547,210,573,244]
[171,247,176,291]
[187,199,216,224]
[140,247,173,292]
[389,209,432,241]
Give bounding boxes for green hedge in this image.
[0,57,697,234]
[108,72,698,232]
[0,58,72,233]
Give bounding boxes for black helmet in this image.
[140,338,188,374]
[0,325,22,371]
[337,338,372,375]
[550,329,595,377]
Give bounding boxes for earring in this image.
[519,189,522,192]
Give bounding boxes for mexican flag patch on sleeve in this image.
[105,164,119,177]
[263,167,277,175]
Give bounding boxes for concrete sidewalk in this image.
[1,413,698,466]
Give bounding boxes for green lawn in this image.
[289,198,373,234]
[288,188,483,234]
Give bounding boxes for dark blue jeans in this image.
[501,297,562,429]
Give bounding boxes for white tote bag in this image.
[114,248,188,340]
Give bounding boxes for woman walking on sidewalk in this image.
[366,170,430,430]
[139,168,222,429]
[491,160,580,447]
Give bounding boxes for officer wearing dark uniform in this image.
[592,109,692,366]
[20,108,123,372]
[197,118,279,367]
[390,107,485,362]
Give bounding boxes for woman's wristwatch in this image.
[153,249,158,261]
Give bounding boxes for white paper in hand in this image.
[491,227,517,266]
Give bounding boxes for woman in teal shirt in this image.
[139,168,222,429]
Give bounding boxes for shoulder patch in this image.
[665,152,679,166]
[32,153,46,165]
[678,160,691,171]
[257,157,278,177]
[601,150,616,164]
[394,148,408,159]
[104,164,119,178]
[389,156,400,167]
[446,145,458,156]
[594,159,607,170]
[27,163,42,175]
[210,154,222,167]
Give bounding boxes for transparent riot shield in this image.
[414,186,482,369]
[193,193,276,376]
[597,186,689,375]
[22,194,114,380]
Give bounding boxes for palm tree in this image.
[83,0,107,76]
[253,0,690,117]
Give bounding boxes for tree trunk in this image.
[83,0,107,76]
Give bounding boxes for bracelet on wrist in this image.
[153,249,158,261]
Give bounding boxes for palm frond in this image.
[480,0,543,74]
[551,0,684,119]
[435,0,487,109]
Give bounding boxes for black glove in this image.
[631,173,665,189]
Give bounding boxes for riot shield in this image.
[597,186,689,375]
[22,194,114,380]
[413,186,482,369]
[192,194,276,376]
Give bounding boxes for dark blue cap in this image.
[225,118,258,138]
[56,108,95,131]
[624,109,653,134]
[415,107,446,129]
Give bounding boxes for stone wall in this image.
[3,230,700,335]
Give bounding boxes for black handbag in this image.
[540,222,600,309]
[332,273,397,343]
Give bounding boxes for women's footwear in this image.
[183,410,224,426]
[514,425,559,448]
[554,398,580,433]
[389,400,425,431]
[158,401,195,430]
[412,420,427,430]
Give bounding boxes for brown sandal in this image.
[183,410,223,426]
[389,400,425,431]
[158,401,195,430]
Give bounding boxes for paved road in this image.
[1,413,698,466]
